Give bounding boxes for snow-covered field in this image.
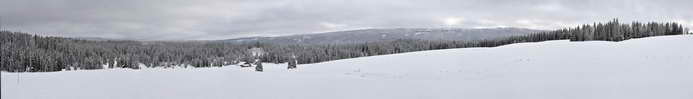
[3,35,693,99]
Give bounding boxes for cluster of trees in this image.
[569,19,688,41]
[0,19,688,72]
[0,33,256,72]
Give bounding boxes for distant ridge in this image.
[222,27,544,45]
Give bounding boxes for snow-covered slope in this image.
[3,35,692,99]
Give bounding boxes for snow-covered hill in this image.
[2,35,692,99]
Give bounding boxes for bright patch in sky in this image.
[443,17,463,26]
[320,22,346,29]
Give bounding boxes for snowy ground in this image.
[3,35,693,99]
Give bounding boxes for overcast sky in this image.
[1,0,691,40]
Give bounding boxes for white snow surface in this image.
[3,35,693,99]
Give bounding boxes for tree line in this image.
[0,19,688,72]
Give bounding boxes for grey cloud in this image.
[1,0,691,40]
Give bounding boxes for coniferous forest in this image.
[0,19,689,72]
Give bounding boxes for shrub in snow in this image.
[287,61,297,69]
[240,62,252,67]
[287,55,297,69]
[254,59,263,72]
